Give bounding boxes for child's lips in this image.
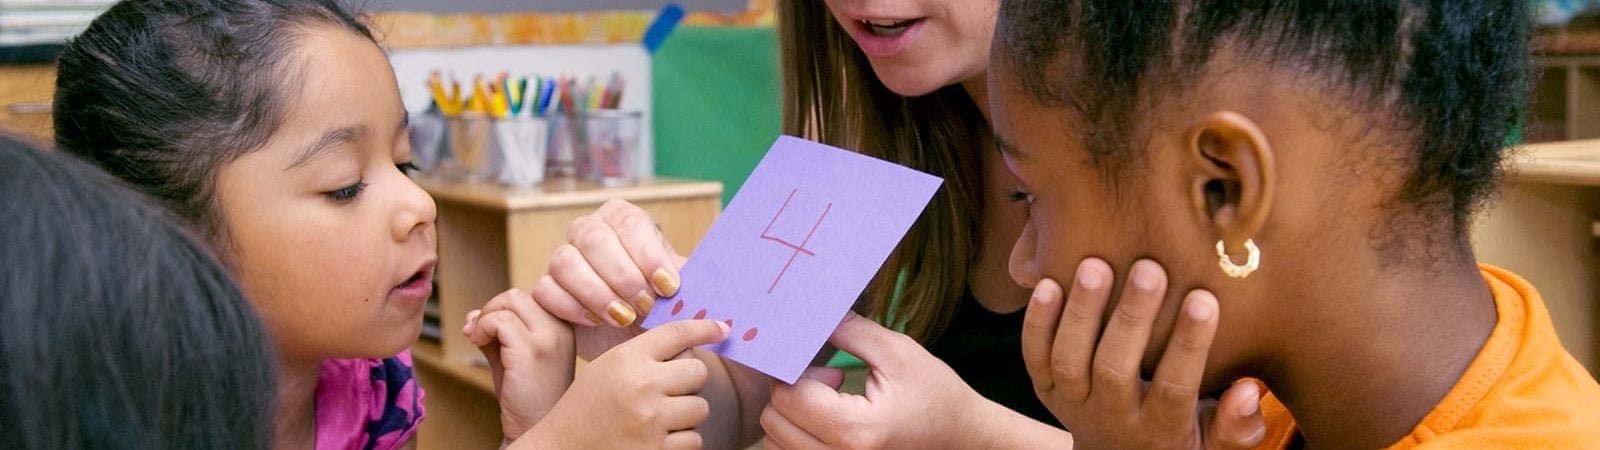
[389,260,435,302]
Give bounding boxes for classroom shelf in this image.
[1526,56,1600,143]
[1508,138,1600,186]
[0,63,54,142]
[1475,139,1600,377]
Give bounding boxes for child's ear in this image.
[1184,111,1276,251]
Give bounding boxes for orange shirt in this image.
[1255,265,1600,449]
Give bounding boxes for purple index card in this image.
[641,135,942,383]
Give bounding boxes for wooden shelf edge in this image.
[417,176,724,211]
[410,341,497,395]
[1508,140,1600,187]
[504,180,724,210]
[1537,54,1600,67]
[411,341,592,398]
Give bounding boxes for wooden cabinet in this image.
[0,64,55,143]
[409,176,721,449]
[1475,140,1600,377]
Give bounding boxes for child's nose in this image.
[1009,222,1042,288]
[392,176,437,242]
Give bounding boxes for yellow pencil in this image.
[588,79,604,111]
[469,78,490,114]
[489,84,510,118]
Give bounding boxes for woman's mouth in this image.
[861,18,922,37]
[846,17,927,57]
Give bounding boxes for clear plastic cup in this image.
[489,116,549,187]
[445,113,493,182]
[579,110,643,186]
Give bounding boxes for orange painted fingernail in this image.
[582,310,604,326]
[651,268,680,297]
[606,300,638,327]
[631,289,656,315]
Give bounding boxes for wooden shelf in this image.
[0,64,56,142]
[416,176,723,211]
[1475,139,1600,377]
[410,339,495,395]
[1525,56,1600,143]
[1508,139,1600,186]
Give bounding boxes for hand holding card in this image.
[641,136,941,383]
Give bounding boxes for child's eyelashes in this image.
[1006,190,1034,203]
[322,162,412,204]
[324,181,367,203]
[1007,189,1035,217]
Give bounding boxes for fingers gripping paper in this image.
[641,136,942,383]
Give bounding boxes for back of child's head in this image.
[996,0,1530,235]
[54,0,375,241]
[0,134,275,449]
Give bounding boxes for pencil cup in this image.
[579,110,643,187]
[546,113,587,178]
[490,117,549,187]
[446,113,493,182]
[407,111,447,175]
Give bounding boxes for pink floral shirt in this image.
[314,350,426,450]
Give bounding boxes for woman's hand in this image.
[510,319,730,449]
[760,313,1068,449]
[1022,259,1267,449]
[531,199,686,359]
[529,199,774,449]
[462,288,574,442]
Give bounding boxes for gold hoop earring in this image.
[1216,239,1260,278]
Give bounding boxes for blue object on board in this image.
[642,4,686,54]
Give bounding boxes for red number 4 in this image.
[759,188,831,295]
[666,189,828,343]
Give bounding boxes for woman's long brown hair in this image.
[778,2,988,342]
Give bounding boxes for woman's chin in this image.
[869,62,962,97]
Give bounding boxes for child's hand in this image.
[463,288,575,443]
[512,319,730,449]
[1022,259,1267,450]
